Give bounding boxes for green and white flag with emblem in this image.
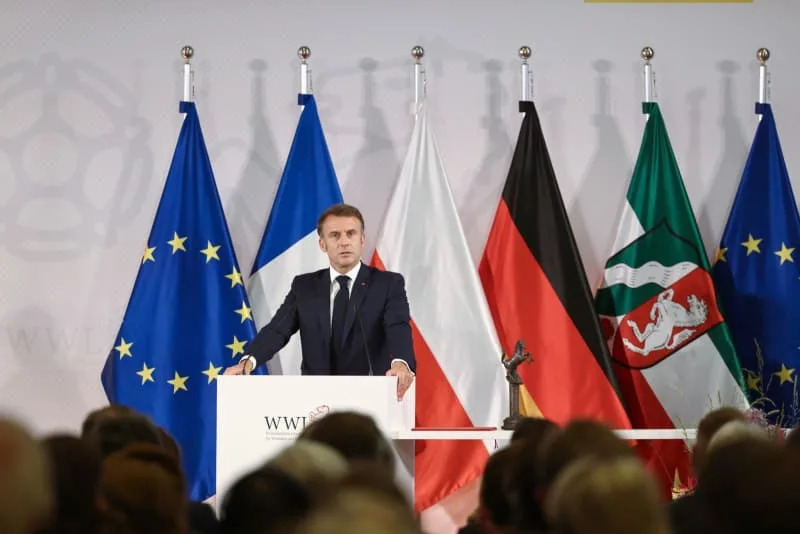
[595,103,748,441]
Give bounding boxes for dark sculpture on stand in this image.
[501,340,533,430]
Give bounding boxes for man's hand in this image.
[224,358,254,375]
[386,361,414,400]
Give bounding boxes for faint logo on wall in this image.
[0,54,153,261]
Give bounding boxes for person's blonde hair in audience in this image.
[296,473,419,534]
[99,443,187,534]
[266,440,348,489]
[0,418,52,534]
[545,457,668,534]
[706,419,768,455]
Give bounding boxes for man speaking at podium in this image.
[224,204,416,400]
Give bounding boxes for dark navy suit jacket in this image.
[246,263,415,375]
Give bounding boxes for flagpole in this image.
[757,47,770,104]
[411,45,425,112]
[298,46,312,95]
[641,46,654,102]
[519,45,532,102]
[181,45,194,102]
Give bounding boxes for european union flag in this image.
[713,103,800,427]
[102,101,257,500]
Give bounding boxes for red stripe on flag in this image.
[373,252,489,512]
[479,201,629,428]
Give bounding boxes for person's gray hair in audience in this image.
[545,457,669,534]
[0,417,53,534]
[295,469,420,534]
[297,411,396,476]
[265,440,348,489]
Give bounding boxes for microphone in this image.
[353,304,374,376]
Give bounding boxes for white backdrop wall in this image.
[1,0,799,434]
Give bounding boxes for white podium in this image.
[216,375,415,506]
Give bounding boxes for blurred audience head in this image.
[706,419,768,457]
[0,418,52,534]
[538,419,634,491]
[510,416,558,444]
[546,457,668,534]
[98,443,187,534]
[266,440,348,493]
[37,434,102,534]
[80,405,137,439]
[697,437,800,534]
[691,406,746,476]
[475,447,517,534]
[298,411,395,476]
[295,469,418,534]
[83,413,162,459]
[220,465,313,534]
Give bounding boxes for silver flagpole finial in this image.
[519,46,532,102]
[411,46,425,111]
[181,45,194,102]
[641,46,655,103]
[298,47,312,95]
[757,47,770,104]
[181,45,194,63]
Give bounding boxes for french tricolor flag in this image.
[248,94,343,375]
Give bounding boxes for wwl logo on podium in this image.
[263,404,330,439]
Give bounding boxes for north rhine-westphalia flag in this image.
[479,100,631,429]
[248,94,343,374]
[595,102,748,490]
[371,101,506,513]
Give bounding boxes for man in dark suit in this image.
[224,203,415,399]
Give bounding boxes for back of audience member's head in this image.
[504,438,555,531]
[545,457,668,534]
[84,413,162,459]
[705,419,768,457]
[476,447,517,533]
[296,474,419,534]
[691,406,745,476]
[0,418,52,534]
[298,411,395,475]
[335,465,412,511]
[220,465,313,534]
[538,419,634,491]
[266,440,348,492]
[37,434,101,534]
[697,437,800,534]
[156,426,181,462]
[80,405,137,439]
[510,416,558,444]
[99,443,187,534]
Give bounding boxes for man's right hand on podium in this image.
[224,358,254,375]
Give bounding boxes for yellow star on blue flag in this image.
[101,101,265,501]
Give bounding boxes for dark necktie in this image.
[331,275,350,370]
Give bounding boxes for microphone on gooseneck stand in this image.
[353,304,374,376]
